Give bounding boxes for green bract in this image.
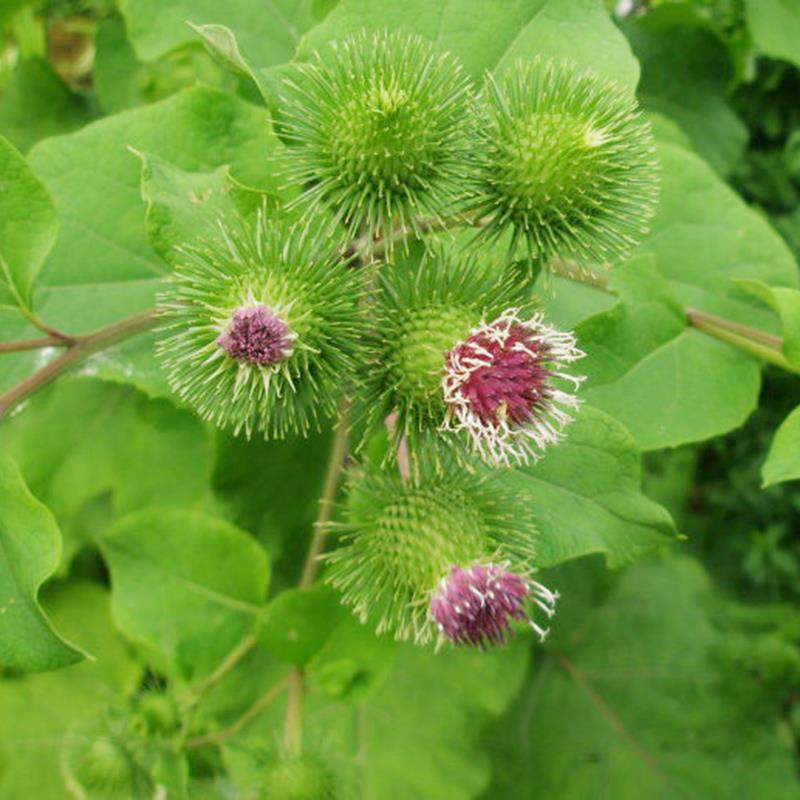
[356,248,525,469]
[157,211,362,438]
[279,30,474,254]
[326,464,537,644]
[468,58,659,265]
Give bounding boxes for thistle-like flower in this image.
[429,562,557,648]
[357,248,525,468]
[279,30,475,254]
[467,57,659,266]
[157,211,361,438]
[441,308,585,465]
[326,465,554,646]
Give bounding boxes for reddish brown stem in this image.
[0,309,159,420]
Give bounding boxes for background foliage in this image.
[1,0,800,797]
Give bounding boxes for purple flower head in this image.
[442,309,584,465]
[217,304,294,366]
[428,562,557,649]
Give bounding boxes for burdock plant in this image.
[157,30,659,653]
[8,6,795,798]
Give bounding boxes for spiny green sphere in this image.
[260,756,337,800]
[280,30,474,252]
[389,305,477,405]
[469,58,659,265]
[326,468,536,644]
[157,211,361,439]
[74,738,133,792]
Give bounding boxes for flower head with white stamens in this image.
[429,562,558,649]
[442,308,584,465]
[325,462,550,646]
[356,247,528,472]
[157,210,361,439]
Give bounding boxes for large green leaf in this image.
[0,58,93,153]
[0,456,83,671]
[483,556,799,799]
[299,0,639,90]
[641,141,799,324]
[0,134,57,308]
[119,0,328,65]
[101,508,270,679]
[577,138,798,449]
[1,86,286,398]
[355,643,530,799]
[2,379,216,569]
[568,140,799,449]
[576,257,761,450]
[501,405,678,568]
[138,152,273,267]
[94,13,232,115]
[744,0,800,68]
[306,612,396,704]
[762,405,800,486]
[0,581,141,798]
[622,8,747,176]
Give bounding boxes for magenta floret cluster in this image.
[446,323,552,428]
[217,304,293,366]
[430,564,537,648]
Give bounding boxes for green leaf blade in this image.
[763,405,800,486]
[299,0,639,90]
[257,584,344,666]
[120,0,322,65]
[138,152,275,267]
[641,142,799,323]
[0,134,57,309]
[502,406,679,568]
[485,556,800,799]
[100,508,270,678]
[745,0,800,68]
[3,380,217,570]
[0,456,83,671]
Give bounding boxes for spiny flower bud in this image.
[279,30,475,254]
[430,562,557,649]
[467,57,658,266]
[326,466,551,646]
[62,720,153,799]
[157,210,361,438]
[72,737,134,793]
[441,308,584,465]
[358,249,525,467]
[260,754,338,800]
